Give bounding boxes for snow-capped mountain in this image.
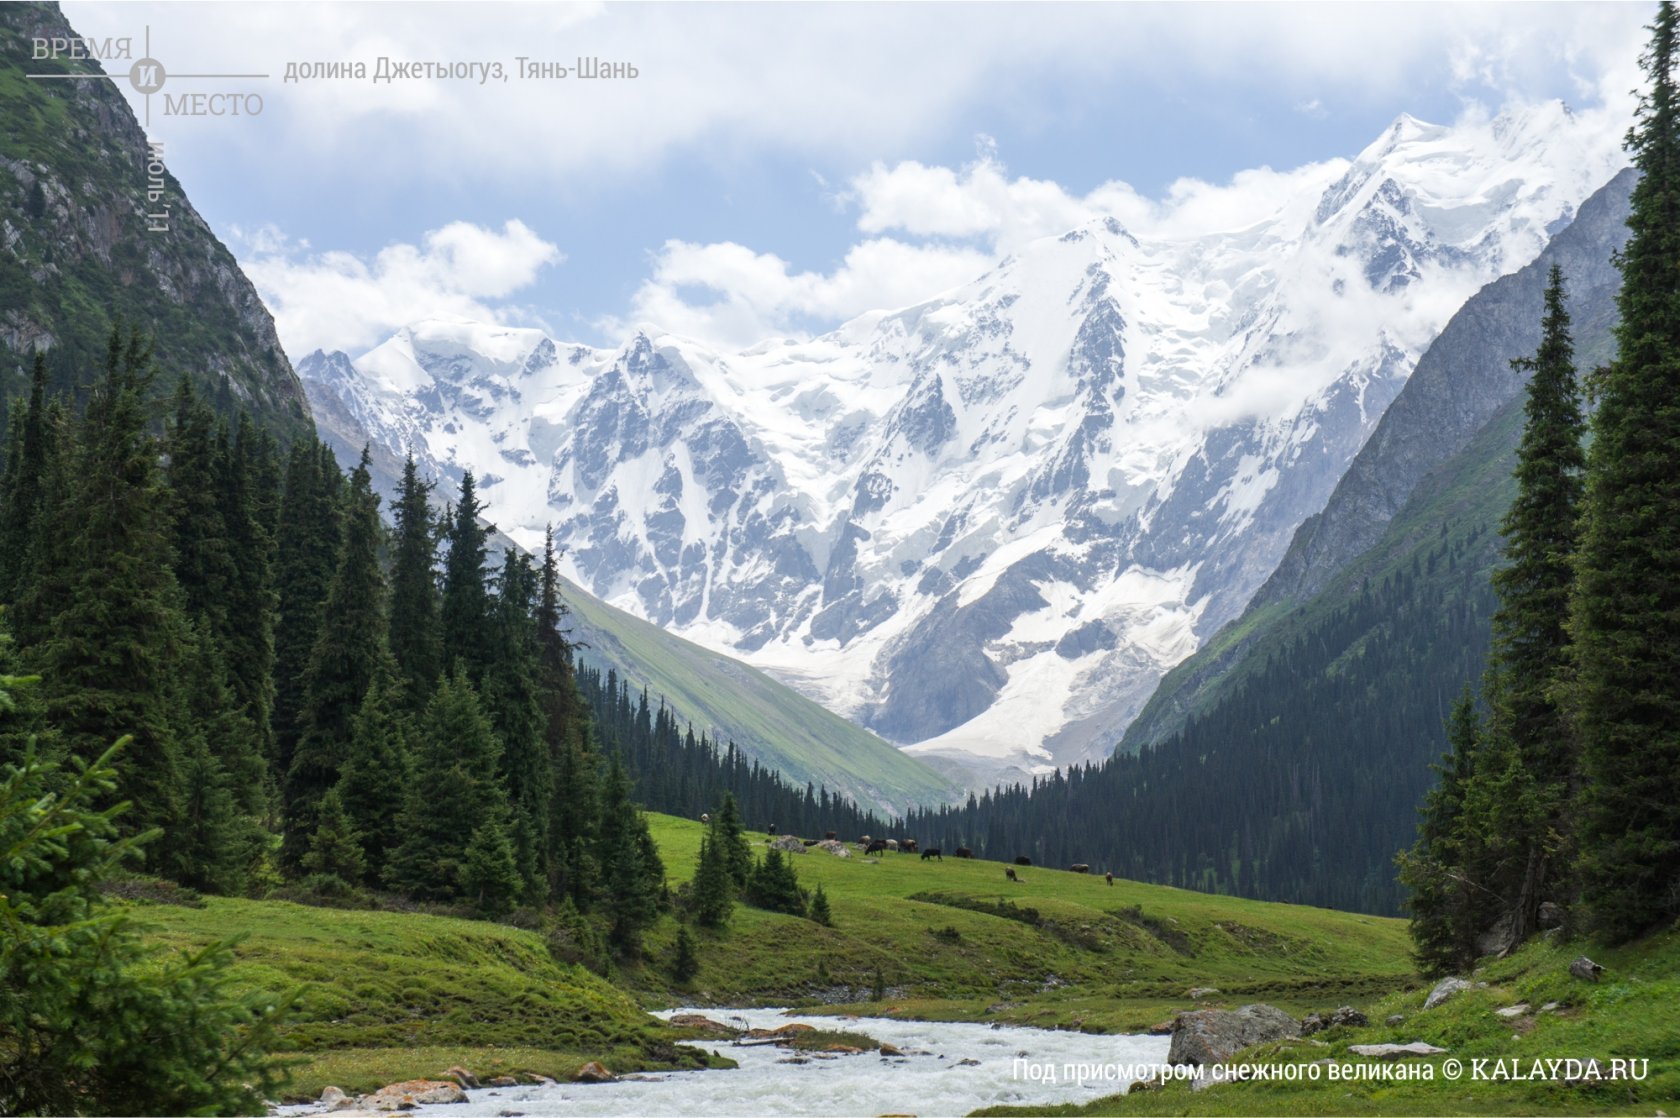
[299,101,1626,787]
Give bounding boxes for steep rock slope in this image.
[1123,167,1633,751]
[0,3,310,440]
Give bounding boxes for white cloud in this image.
[614,237,992,351]
[236,219,561,356]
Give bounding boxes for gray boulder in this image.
[1424,977,1471,1010]
[1569,956,1604,982]
[1349,1042,1447,1059]
[1168,1003,1300,1066]
[769,834,807,853]
[1302,1006,1368,1034]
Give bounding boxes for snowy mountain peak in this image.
[302,110,1629,788]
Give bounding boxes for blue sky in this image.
[61,1,1652,358]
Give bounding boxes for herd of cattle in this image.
[713,820,1115,883]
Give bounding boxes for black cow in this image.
[1070,863,1090,874]
[1005,867,1022,883]
[825,831,837,841]
[955,847,974,859]
[768,822,778,835]
[900,838,919,854]
[921,847,943,861]
[1105,871,1114,886]
[1014,856,1032,866]
[802,838,819,846]
[865,839,888,855]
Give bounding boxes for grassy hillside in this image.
[978,928,1680,1116]
[559,577,957,815]
[127,894,715,1100]
[630,815,1416,1034]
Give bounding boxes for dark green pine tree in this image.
[0,351,50,603]
[594,755,664,954]
[1571,0,1680,942]
[439,471,493,680]
[745,848,806,917]
[216,414,279,761]
[1399,690,1488,973]
[1465,264,1588,947]
[271,440,341,779]
[461,815,523,917]
[336,660,410,885]
[670,924,700,983]
[36,329,186,847]
[808,881,833,927]
[690,832,734,928]
[302,785,366,890]
[165,378,235,636]
[284,450,386,870]
[386,669,510,901]
[387,453,441,712]
[713,791,754,888]
[484,548,549,898]
[537,528,597,906]
[6,394,72,651]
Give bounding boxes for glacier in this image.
[298,101,1626,788]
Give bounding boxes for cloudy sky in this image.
[62,1,1652,359]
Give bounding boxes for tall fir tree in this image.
[217,413,279,761]
[690,831,734,928]
[1399,690,1490,973]
[271,439,341,779]
[387,452,441,711]
[439,471,493,680]
[35,329,186,847]
[0,351,49,603]
[386,669,511,901]
[335,660,410,885]
[165,378,235,636]
[284,449,386,870]
[1570,0,1680,942]
[713,791,754,888]
[1466,264,1588,947]
[594,754,664,954]
[537,527,597,906]
[483,548,549,896]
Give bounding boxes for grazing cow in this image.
[700,813,710,825]
[859,835,873,847]
[825,831,837,841]
[1014,856,1032,866]
[921,848,943,861]
[900,839,919,854]
[802,838,819,846]
[768,822,778,835]
[865,839,888,855]
[885,839,899,852]
[1105,871,1114,886]
[955,847,974,859]
[1070,863,1090,874]
[1005,867,1022,883]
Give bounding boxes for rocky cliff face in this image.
[301,106,1627,787]
[0,3,310,440]
[1122,168,1635,751]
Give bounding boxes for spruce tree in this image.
[386,670,510,901]
[0,351,49,603]
[690,832,734,928]
[1469,264,1587,945]
[461,816,523,917]
[302,785,366,890]
[809,881,833,927]
[484,548,549,891]
[284,450,386,870]
[714,791,753,888]
[1398,690,1490,974]
[595,755,663,954]
[670,924,700,983]
[439,471,493,679]
[387,452,441,710]
[217,413,279,760]
[336,661,410,884]
[1571,0,1680,941]
[36,329,185,847]
[165,378,235,635]
[271,440,340,778]
[537,527,596,906]
[745,847,806,917]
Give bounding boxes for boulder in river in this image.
[1168,1003,1299,1066]
[573,1062,617,1083]
[368,1079,468,1108]
[444,1066,479,1089]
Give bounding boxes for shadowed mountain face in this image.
[300,105,1626,788]
[0,4,310,441]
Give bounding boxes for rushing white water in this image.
[388,1007,1170,1117]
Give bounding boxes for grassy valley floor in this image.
[131,814,1672,1114]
